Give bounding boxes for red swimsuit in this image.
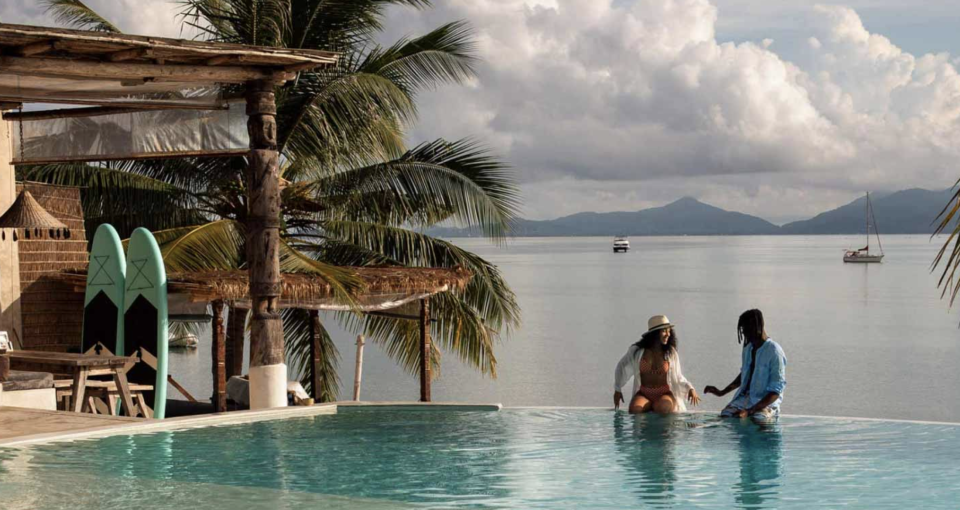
[638,357,672,401]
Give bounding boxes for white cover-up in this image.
[614,345,696,412]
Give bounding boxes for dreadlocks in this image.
[737,309,765,345]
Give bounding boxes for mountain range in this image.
[428,188,956,237]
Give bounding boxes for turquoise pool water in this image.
[3,409,960,509]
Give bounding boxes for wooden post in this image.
[353,335,365,401]
[419,298,431,402]
[309,310,322,401]
[245,79,286,409]
[225,306,247,378]
[211,300,227,413]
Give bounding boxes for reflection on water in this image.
[730,419,784,509]
[612,413,785,509]
[613,413,679,505]
[9,410,960,509]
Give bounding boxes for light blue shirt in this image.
[731,339,787,413]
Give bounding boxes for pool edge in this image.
[0,401,503,448]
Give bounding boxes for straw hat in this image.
[646,315,673,333]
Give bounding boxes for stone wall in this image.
[17,183,88,352]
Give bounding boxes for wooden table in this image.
[6,351,138,416]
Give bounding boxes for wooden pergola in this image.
[0,23,441,410]
[54,267,471,411]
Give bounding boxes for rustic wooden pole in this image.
[353,335,365,401]
[245,79,286,409]
[211,300,227,413]
[309,310,322,401]
[225,306,247,378]
[419,298,431,402]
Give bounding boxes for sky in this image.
[3,1,960,224]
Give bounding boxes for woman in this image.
[614,315,700,414]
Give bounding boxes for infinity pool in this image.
[2,409,959,509]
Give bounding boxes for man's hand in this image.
[614,391,624,410]
[735,409,750,418]
[703,385,723,396]
[687,388,701,406]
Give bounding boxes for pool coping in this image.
[0,401,502,448]
[5,403,960,448]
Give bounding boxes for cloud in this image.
[383,1,960,220]
[4,0,960,221]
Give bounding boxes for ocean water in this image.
[169,235,960,423]
[4,409,960,509]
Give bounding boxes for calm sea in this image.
[169,236,960,423]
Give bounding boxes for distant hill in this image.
[427,188,958,237]
[430,196,780,237]
[781,188,954,235]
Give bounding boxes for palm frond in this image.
[43,0,121,32]
[152,220,245,272]
[362,21,477,94]
[278,70,413,163]
[933,182,960,304]
[283,308,340,402]
[18,163,204,239]
[311,139,519,239]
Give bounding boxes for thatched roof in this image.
[53,266,472,312]
[0,190,67,229]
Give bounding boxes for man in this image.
[704,309,786,418]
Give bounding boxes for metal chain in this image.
[15,75,24,163]
[17,104,24,164]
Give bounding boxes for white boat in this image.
[169,333,199,349]
[613,236,630,253]
[844,192,884,263]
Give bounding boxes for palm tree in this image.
[934,187,960,306]
[27,0,521,402]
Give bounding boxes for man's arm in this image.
[704,375,740,397]
[742,345,786,416]
[744,392,780,415]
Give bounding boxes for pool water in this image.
[3,409,960,509]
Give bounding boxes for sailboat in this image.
[843,192,884,263]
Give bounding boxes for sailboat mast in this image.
[871,193,884,256]
[865,192,870,251]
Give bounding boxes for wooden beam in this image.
[419,298,431,402]
[0,55,295,84]
[309,310,322,401]
[207,54,245,66]
[368,310,438,322]
[15,40,55,57]
[225,306,246,379]
[3,104,225,122]
[107,47,152,62]
[11,149,249,166]
[211,300,227,413]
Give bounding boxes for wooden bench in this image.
[54,379,154,418]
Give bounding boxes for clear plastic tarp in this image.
[0,74,227,108]
[10,101,249,164]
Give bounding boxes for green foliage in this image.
[42,0,121,33]
[35,0,522,400]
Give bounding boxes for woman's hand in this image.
[614,391,624,410]
[687,388,701,406]
[703,385,723,396]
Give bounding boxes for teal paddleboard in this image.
[82,224,126,355]
[123,228,169,419]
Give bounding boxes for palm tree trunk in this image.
[245,79,286,409]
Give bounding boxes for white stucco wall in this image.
[0,119,22,348]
